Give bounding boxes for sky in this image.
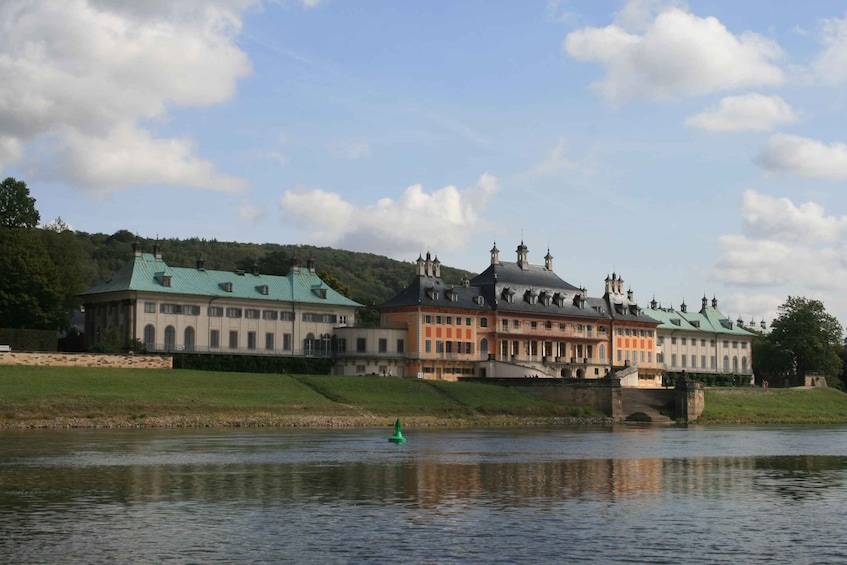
[4,0,847,327]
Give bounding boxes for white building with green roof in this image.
[644,296,755,382]
[79,242,362,356]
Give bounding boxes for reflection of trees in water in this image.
[751,456,847,502]
[3,456,845,513]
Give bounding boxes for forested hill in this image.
[76,230,475,308]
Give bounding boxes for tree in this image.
[0,177,40,228]
[0,227,64,329]
[768,296,844,383]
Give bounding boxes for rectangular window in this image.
[742,342,748,349]
[262,310,278,320]
[456,317,462,326]
[691,356,697,368]
[378,338,387,353]
[336,339,346,352]
[283,333,292,351]
[657,336,664,345]
[436,315,442,324]
[445,341,453,354]
[357,338,366,353]
[531,321,537,330]
[681,355,687,367]
[465,342,472,354]
[545,321,552,330]
[502,319,509,329]
[396,339,404,353]
[160,303,179,314]
[723,340,729,348]
[648,352,653,362]
[247,331,256,349]
[701,355,706,368]
[711,356,716,369]
[229,331,238,349]
[512,320,520,328]
[144,302,156,313]
[671,337,677,345]
[617,350,622,362]
[424,315,432,324]
[701,339,706,346]
[425,340,432,353]
[436,340,444,353]
[672,354,677,367]
[480,318,488,328]
[280,311,295,321]
[465,317,472,326]
[183,305,200,316]
[446,316,452,325]
[210,330,219,348]
[681,337,687,345]
[265,333,274,350]
[226,308,242,318]
[245,309,260,319]
[732,341,738,348]
[640,351,645,362]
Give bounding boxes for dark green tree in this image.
[0,228,64,329]
[0,177,40,228]
[317,269,352,299]
[768,296,843,383]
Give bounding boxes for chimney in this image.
[132,239,142,258]
[153,242,162,260]
[252,260,260,276]
[196,255,205,271]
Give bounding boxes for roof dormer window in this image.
[220,282,233,292]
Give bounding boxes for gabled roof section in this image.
[79,253,362,307]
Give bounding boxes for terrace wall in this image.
[0,352,172,369]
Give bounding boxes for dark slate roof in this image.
[471,262,580,290]
[377,275,491,311]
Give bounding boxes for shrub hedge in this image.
[662,371,754,388]
[0,328,58,351]
[171,353,333,375]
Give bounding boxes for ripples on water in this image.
[2,425,847,564]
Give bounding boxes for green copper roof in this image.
[643,305,755,336]
[80,253,362,307]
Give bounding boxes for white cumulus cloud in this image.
[713,192,847,300]
[563,3,785,104]
[0,0,254,192]
[812,13,847,84]
[278,174,500,257]
[756,134,847,179]
[521,141,578,177]
[685,93,797,132]
[739,189,847,244]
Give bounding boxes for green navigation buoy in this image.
[388,418,406,443]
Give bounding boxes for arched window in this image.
[599,344,606,360]
[732,356,738,371]
[480,338,489,357]
[184,327,195,351]
[742,357,748,373]
[480,317,488,328]
[144,324,155,350]
[723,355,730,372]
[304,333,316,356]
[164,325,176,351]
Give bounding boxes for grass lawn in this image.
[0,365,349,422]
[702,387,847,424]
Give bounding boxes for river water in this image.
[2,424,847,564]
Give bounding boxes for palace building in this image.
[644,296,755,382]
[79,242,361,356]
[333,242,663,384]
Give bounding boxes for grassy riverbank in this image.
[3,366,847,428]
[702,387,847,424]
[0,365,602,429]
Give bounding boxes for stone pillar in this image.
[675,375,705,422]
